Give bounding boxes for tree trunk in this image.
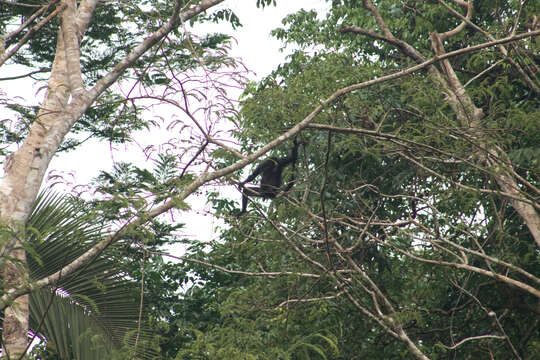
[1,3,73,356]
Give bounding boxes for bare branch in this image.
[275,292,345,309]
[84,0,227,110]
[438,0,540,93]
[438,0,472,40]
[381,242,540,299]
[439,334,506,350]
[148,250,321,279]
[4,1,54,41]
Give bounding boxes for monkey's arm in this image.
[242,161,270,184]
[283,155,298,192]
[282,138,304,191]
[276,138,299,167]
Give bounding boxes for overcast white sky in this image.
[0,0,329,243]
[224,0,329,76]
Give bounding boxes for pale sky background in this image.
[0,0,329,245]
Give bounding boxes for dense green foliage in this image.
[168,1,539,359]
[1,0,538,359]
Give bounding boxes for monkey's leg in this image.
[238,186,262,216]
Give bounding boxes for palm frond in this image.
[27,190,157,360]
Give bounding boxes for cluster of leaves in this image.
[73,0,538,358]
[169,1,539,359]
[4,0,538,359]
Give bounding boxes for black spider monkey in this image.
[237,138,300,217]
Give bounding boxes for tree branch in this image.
[149,250,321,279]
[439,334,506,350]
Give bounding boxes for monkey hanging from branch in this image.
[237,137,301,217]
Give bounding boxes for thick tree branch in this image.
[61,0,84,95]
[75,0,99,36]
